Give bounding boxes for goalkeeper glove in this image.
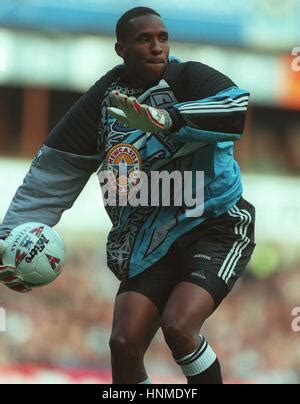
[0,239,31,293]
[107,91,173,133]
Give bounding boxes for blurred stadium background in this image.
[1,0,300,384]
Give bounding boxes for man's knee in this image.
[109,333,142,360]
[161,317,197,352]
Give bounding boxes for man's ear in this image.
[115,42,125,59]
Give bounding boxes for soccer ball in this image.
[2,222,65,287]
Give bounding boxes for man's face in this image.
[116,14,170,86]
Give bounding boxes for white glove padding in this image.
[0,240,31,293]
[108,91,173,133]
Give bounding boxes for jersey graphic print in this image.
[99,80,183,279]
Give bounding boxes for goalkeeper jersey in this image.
[0,59,250,280]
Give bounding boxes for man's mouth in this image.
[146,59,165,65]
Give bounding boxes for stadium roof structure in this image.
[0,0,299,51]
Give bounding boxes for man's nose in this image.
[151,39,163,54]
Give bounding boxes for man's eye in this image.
[138,36,149,43]
[159,33,169,41]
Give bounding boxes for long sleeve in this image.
[0,146,101,239]
[165,61,250,144]
[0,65,123,239]
[169,86,249,143]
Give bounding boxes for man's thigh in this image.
[111,291,160,350]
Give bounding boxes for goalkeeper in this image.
[0,7,255,384]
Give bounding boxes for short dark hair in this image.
[116,7,161,42]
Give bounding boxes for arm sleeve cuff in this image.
[167,107,184,133]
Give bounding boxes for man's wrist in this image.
[167,107,184,133]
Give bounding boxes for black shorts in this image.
[117,197,256,314]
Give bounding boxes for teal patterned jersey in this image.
[0,60,249,280]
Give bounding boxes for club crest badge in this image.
[106,144,141,194]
